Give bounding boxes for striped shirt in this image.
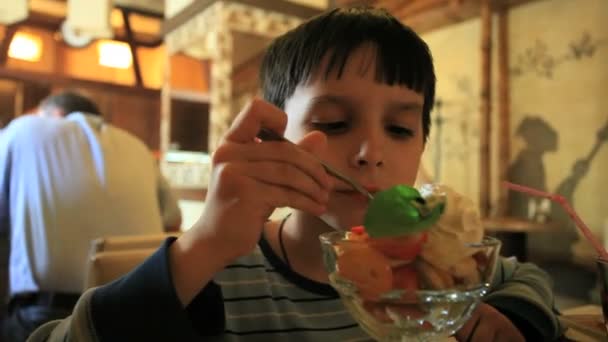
[27,238,562,341]
[206,236,372,342]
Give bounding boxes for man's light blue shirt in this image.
[0,113,171,295]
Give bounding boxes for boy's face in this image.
[283,45,425,229]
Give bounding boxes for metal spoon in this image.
[256,128,374,200]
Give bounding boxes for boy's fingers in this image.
[229,161,329,204]
[224,99,287,144]
[213,141,331,189]
[260,183,327,216]
[297,131,332,188]
[297,131,327,156]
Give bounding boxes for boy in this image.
[30,7,561,342]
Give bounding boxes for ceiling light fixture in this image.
[8,32,42,62]
[98,40,132,69]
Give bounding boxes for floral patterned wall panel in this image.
[509,0,607,262]
[421,0,607,263]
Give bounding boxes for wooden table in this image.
[483,217,555,262]
[560,305,606,341]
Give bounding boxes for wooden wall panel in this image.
[58,41,136,86]
[169,99,209,152]
[106,92,161,149]
[170,54,209,92]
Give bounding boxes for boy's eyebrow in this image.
[309,95,354,108]
[386,101,423,114]
[307,95,423,115]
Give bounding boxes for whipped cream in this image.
[418,184,484,271]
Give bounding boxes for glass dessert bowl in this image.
[320,230,501,342]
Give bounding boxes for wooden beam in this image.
[232,0,324,18]
[121,8,143,87]
[479,0,492,217]
[20,11,61,31]
[335,0,376,6]
[162,0,215,37]
[497,7,510,216]
[396,0,479,34]
[0,66,159,97]
[0,25,18,66]
[18,11,163,48]
[394,0,450,18]
[391,0,543,35]
[114,5,163,19]
[374,0,403,13]
[333,0,543,34]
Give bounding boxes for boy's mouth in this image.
[334,186,380,203]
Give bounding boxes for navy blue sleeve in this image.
[91,237,225,341]
[492,303,546,341]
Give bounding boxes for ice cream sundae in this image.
[320,184,501,341]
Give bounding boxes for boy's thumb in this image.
[297,131,327,156]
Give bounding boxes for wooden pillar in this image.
[479,0,492,217]
[497,8,510,217]
[209,26,233,152]
[160,51,172,154]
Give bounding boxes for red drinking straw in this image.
[503,181,608,260]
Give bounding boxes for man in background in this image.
[0,91,181,341]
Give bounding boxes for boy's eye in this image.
[311,121,349,134]
[387,125,414,138]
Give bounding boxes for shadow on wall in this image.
[507,116,608,262]
[507,116,558,220]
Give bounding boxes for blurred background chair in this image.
[84,248,157,289]
[90,232,180,254]
[84,232,180,289]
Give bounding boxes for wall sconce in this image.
[8,32,43,62]
[97,40,132,69]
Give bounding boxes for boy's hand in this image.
[201,98,331,259]
[455,303,525,342]
[170,99,331,305]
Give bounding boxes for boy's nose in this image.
[351,140,384,168]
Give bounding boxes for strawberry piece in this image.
[346,226,369,242]
[350,226,366,235]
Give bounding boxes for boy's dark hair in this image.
[40,91,102,117]
[260,6,436,141]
